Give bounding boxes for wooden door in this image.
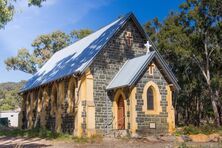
[117,96,125,129]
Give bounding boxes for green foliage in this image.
[73,136,89,143]
[178,142,188,148]
[0,127,103,143]
[28,0,46,7]
[32,31,71,69]
[144,0,222,126]
[0,127,61,139]
[5,29,93,74]
[0,0,45,29]
[0,0,14,29]
[70,29,93,40]
[0,81,26,111]
[175,125,222,136]
[5,48,36,74]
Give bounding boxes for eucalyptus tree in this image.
[0,0,46,29]
[5,29,93,74]
[144,0,222,126]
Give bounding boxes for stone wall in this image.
[22,77,78,134]
[20,17,173,136]
[90,18,147,132]
[135,62,169,136]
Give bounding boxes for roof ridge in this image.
[55,14,131,56]
[20,12,133,93]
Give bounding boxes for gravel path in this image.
[0,136,221,148]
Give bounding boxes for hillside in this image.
[0,81,26,111]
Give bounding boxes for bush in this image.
[174,124,222,135]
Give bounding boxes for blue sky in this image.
[0,0,183,83]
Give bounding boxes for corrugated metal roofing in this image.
[20,13,132,92]
[106,52,155,90]
[106,51,181,90]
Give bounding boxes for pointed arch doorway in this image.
[113,89,127,130]
[117,95,125,129]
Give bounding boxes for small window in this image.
[11,115,14,117]
[149,64,155,75]
[147,87,154,110]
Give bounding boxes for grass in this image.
[0,127,103,143]
[174,124,222,136]
[178,142,188,148]
[0,127,61,139]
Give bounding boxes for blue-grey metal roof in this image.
[106,51,180,90]
[106,52,155,90]
[20,13,133,93]
[20,12,180,93]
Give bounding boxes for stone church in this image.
[19,12,179,137]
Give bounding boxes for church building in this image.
[19,13,179,137]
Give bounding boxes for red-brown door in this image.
[117,96,125,129]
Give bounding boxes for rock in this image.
[145,136,159,142]
[176,136,184,143]
[113,130,128,138]
[219,136,222,142]
[131,133,139,138]
[159,135,176,142]
[189,134,210,142]
[182,135,191,142]
[176,135,191,142]
[209,133,220,142]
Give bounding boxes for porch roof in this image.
[106,51,180,91]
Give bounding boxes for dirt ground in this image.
[0,136,221,148]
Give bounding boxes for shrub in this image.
[174,124,222,135]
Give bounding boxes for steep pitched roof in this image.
[20,13,134,93]
[106,51,180,91]
[20,12,180,93]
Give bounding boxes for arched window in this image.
[142,81,162,115]
[147,87,154,110]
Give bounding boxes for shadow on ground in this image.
[0,136,52,148]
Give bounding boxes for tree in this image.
[0,81,25,111]
[0,0,45,29]
[178,0,222,126]
[70,29,93,40]
[144,0,222,126]
[32,31,71,68]
[5,29,93,74]
[0,0,14,29]
[5,48,37,74]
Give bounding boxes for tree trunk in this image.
[209,88,221,126]
[215,90,222,122]
[193,36,221,126]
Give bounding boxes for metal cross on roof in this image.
[144,41,152,54]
